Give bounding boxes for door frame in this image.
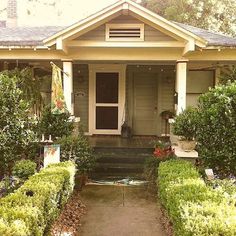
[88,64,126,135]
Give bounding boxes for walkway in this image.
[78,184,166,236]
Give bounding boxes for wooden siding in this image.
[75,15,177,42]
[73,64,89,132]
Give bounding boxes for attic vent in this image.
[106,24,144,41]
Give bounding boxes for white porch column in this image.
[62,60,74,115]
[176,60,188,115]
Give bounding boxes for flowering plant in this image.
[153,140,175,160]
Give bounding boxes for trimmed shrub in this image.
[158,159,236,236]
[196,82,236,176]
[12,160,37,180]
[0,161,76,235]
[57,135,95,174]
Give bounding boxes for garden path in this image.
[77,184,166,236]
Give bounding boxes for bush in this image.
[172,107,198,141]
[12,160,37,180]
[158,159,236,235]
[38,105,74,140]
[57,134,95,174]
[0,161,76,235]
[196,82,236,176]
[0,73,36,176]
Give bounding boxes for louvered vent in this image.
[106,24,144,41]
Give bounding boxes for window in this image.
[106,24,144,41]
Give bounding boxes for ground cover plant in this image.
[158,159,236,236]
[0,161,76,235]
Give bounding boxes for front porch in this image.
[0,60,219,137]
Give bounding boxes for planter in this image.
[178,140,196,152]
[76,173,88,190]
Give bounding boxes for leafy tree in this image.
[38,105,74,140]
[140,0,236,36]
[0,73,37,177]
[219,66,236,84]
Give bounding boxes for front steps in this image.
[91,147,154,180]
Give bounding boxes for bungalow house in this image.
[0,0,236,137]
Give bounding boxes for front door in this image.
[133,73,158,135]
[89,64,126,135]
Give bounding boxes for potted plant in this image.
[172,107,198,152]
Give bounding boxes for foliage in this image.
[209,178,236,195]
[158,159,236,235]
[0,73,37,176]
[57,134,95,174]
[140,0,236,37]
[172,107,198,141]
[196,82,236,176]
[0,161,76,235]
[12,160,37,180]
[219,66,236,84]
[0,67,42,108]
[38,105,74,140]
[144,140,175,188]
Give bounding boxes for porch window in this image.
[106,24,144,41]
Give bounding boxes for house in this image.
[0,0,236,137]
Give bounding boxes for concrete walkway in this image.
[78,184,166,236]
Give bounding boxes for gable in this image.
[75,15,177,42]
[43,0,208,54]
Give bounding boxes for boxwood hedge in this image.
[158,159,236,236]
[0,161,76,236]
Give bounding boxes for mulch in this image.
[50,189,86,236]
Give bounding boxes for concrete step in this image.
[94,147,154,155]
[94,163,144,173]
[91,172,144,181]
[96,154,150,164]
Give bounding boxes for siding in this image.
[75,15,176,42]
[73,64,89,132]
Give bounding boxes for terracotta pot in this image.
[178,140,196,152]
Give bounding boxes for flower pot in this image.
[178,140,196,152]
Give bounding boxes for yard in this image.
[0,66,235,235]
[0,0,236,234]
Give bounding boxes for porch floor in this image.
[88,135,170,148]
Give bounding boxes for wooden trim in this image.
[88,64,126,135]
[66,40,185,48]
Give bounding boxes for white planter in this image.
[178,140,196,152]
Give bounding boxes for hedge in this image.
[0,161,76,236]
[158,159,236,236]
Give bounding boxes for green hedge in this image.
[158,159,236,236]
[0,161,76,236]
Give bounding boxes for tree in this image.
[0,73,36,177]
[140,0,236,37]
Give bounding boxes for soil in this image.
[50,189,86,236]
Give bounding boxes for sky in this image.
[0,0,124,26]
